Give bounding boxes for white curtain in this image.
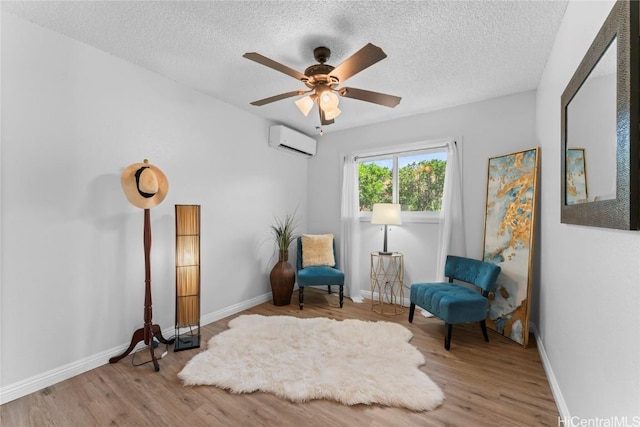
[436,140,466,280]
[340,154,364,303]
[423,140,466,316]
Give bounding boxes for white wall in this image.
[307,91,537,297]
[536,0,640,419]
[0,13,308,400]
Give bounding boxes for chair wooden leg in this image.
[327,285,331,294]
[444,323,452,351]
[339,285,343,308]
[408,303,416,323]
[480,319,489,342]
[299,287,304,310]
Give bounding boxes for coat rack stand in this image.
[109,208,174,371]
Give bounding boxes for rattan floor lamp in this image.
[174,204,201,351]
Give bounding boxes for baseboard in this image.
[200,293,272,326]
[0,344,133,405]
[362,290,411,308]
[529,322,570,420]
[0,292,273,405]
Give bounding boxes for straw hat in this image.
[121,159,169,209]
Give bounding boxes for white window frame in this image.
[354,138,456,224]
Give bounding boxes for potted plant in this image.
[269,212,299,306]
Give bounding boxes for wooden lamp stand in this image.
[109,209,174,371]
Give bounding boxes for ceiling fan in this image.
[243,43,401,126]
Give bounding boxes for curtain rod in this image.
[354,141,455,161]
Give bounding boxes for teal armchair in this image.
[296,236,344,310]
[409,255,501,350]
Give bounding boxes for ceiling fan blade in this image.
[319,107,335,126]
[250,90,307,106]
[329,43,387,83]
[243,52,308,82]
[338,87,401,108]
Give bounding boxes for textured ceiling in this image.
[1,1,568,136]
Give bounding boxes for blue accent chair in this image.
[296,236,344,310]
[409,255,501,350]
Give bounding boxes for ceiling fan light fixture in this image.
[295,95,314,116]
[319,91,339,110]
[323,106,341,120]
[244,43,401,126]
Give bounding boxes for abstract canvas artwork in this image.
[482,147,539,347]
[566,148,588,204]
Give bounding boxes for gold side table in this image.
[370,252,404,316]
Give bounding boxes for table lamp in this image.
[371,203,402,255]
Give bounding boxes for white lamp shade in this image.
[319,91,339,109]
[371,203,402,225]
[295,95,314,116]
[323,106,341,120]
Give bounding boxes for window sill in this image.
[359,213,441,224]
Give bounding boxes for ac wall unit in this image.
[268,125,317,157]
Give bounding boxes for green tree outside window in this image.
[398,159,446,211]
[358,152,446,212]
[358,162,392,211]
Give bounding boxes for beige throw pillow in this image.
[301,234,335,268]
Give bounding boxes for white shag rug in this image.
[178,314,444,411]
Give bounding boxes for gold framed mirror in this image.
[560,0,639,229]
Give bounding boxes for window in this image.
[357,145,448,218]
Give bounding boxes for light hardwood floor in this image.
[1,289,559,426]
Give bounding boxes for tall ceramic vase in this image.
[270,250,295,306]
